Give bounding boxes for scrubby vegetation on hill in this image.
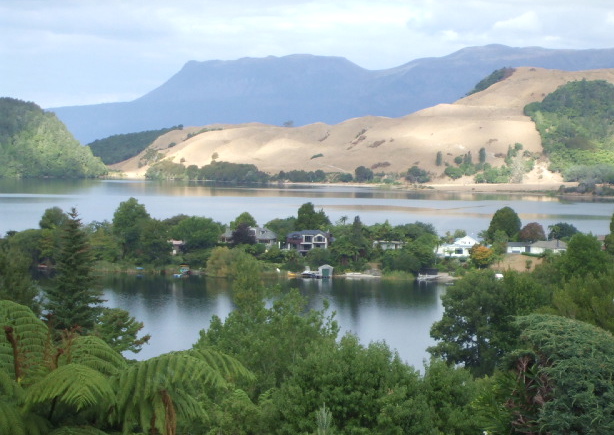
[466,67,515,96]
[87,126,182,164]
[525,79,614,184]
[0,98,107,178]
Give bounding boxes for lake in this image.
[3,178,614,370]
[100,273,445,370]
[2,178,614,237]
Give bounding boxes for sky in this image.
[2,0,613,108]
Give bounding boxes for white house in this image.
[436,235,479,257]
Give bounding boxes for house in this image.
[220,226,278,247]
[373,240,405,251]
[506,242,531,254]
[285,230,331,255]
[169,239,185,255]
[436,235,479,257]
[529,239,567,255]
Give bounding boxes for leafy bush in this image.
[88,126,180,164]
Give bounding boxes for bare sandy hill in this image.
[111,67,614,185]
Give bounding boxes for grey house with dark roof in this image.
[285,230,331,255]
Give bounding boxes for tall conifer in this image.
[44,207,103,333]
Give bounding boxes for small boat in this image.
[417,273,439,282]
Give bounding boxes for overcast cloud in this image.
[1,0,613,107]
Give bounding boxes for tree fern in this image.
[188,347,255,383]
[111,352,227,435]
[25,363,115,413]
[0,300,49,383]
[58,335,126,376]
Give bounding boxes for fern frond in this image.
[0,300,49,383]
[0,400,27,435]
[112,352,222,434]
[0,370,24,402]
[25,363,115,412]
[59,335,126,375]
[188,347,255,382]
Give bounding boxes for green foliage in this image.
[295,202,331,231]
[87,126,179,165]
[0,98,107,178]
[111,197,151,260]
[354,165,374,182]
[1,300,249,435]
[145,159,187,180]
[547,221,578,240]
[268,334,431,434]
[444,166,463,179]
[405,165,431,183]
[484,206,521,243]
[466,67,515,96]
[525,79,614,173]
[483,314,614,434]
[170,215,222,252]
[429,270,549,377]
[93,308,151,354]
[555,232,609,281]
[550,267,614,333]
[199,161,270,183]
[435,151,443,166]
[0,241,40,311]
[44,208,103,334]
[230,212,257,230]
[273,169,327,182]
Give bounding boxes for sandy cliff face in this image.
[112,67,614,184]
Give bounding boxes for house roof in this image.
[531,240,567,250]
[507,242,530,247]
[287,230,328,237]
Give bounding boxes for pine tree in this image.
[44,208,103,334]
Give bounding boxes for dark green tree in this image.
[547,221,578,240]
[137,218,171,265]
[230,211,257,230]
[170,216,222,251]
[435,151,443,166]
[44,208,103,334]
[38,206,68,230]
[354,165,374,182]
[268,334,432,434]
[485,206,521,242]
[429,270,548,377]
[295,202,331,230]
[112,197,151,259]
[94,307,151,354]
[479,147,486,164]
[555,232,609,280]
[0,241,40,311]
[479,314,614,434]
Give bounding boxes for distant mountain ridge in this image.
[51,44,614,143]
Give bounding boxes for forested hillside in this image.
[87,126,181,164]
[0,98,107,178]
[525,79,614,183]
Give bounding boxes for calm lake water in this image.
[2,178,614,236]
[100,273,445,370]
[3,178,614,369]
